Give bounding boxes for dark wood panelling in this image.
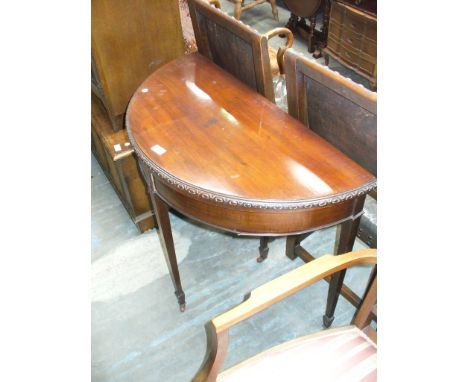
[92,0,185,130]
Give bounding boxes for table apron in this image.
[153,177,363,236]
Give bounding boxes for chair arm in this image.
[213,249,376,332]
[264,27,293,75]
[193,249,376,381]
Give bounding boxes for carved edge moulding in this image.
[126,118,376,211]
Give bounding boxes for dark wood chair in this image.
[188,0,292,104]
[193,249,377,381]
[188,0,293,261]
[283,48,377,327]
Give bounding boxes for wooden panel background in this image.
[201,13,258,92]
[305,77,376,175]
[91,0,185,119]
[188,0,274,101]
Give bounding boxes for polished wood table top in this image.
[127,53,375,211]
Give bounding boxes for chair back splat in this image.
[284,49,377,176]
[188,0,275,102]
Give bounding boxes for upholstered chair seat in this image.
[218,326,376,381]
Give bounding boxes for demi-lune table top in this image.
[126,53,375,208]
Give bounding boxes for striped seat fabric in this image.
[218,326,376,382]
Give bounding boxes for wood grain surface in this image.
[92,0,185,120]
[127,53,375,206]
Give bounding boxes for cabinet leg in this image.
[308,16,317,53]
[150,193,186,312]
[323,214,363,327]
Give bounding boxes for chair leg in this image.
[285,232,313,260]
[269,0,279,21]
[234,0,242,19]
[323,267,347,328]
[257,237,270,262]
[353,265,377,327]
[353,265,377,326]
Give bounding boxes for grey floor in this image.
[91,3,373,381]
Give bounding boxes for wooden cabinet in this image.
[323,0,377,89]
[91,0,186,231]
[92,93,156,233]
[91,0,185,131]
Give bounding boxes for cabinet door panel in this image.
[91,0,185,124]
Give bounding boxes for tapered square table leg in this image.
[323,196,365,327]
[150,193,186,312]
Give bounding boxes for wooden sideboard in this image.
[323,0,377,89]
[91,93,156,233]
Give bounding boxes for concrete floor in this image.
[91,3,373,381]
[91,155,371,382]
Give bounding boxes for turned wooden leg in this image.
[150,192,186,312]
[307,16,317,53]
[322,0,331,40]
[257,237,270,263]
[354,265,377,327]
[285,13,298,31]
[281,13,298,38]
[269,0,279,21]
[323,203,364,327]
[234,0,242,19]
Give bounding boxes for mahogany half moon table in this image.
[126,52,376,315]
